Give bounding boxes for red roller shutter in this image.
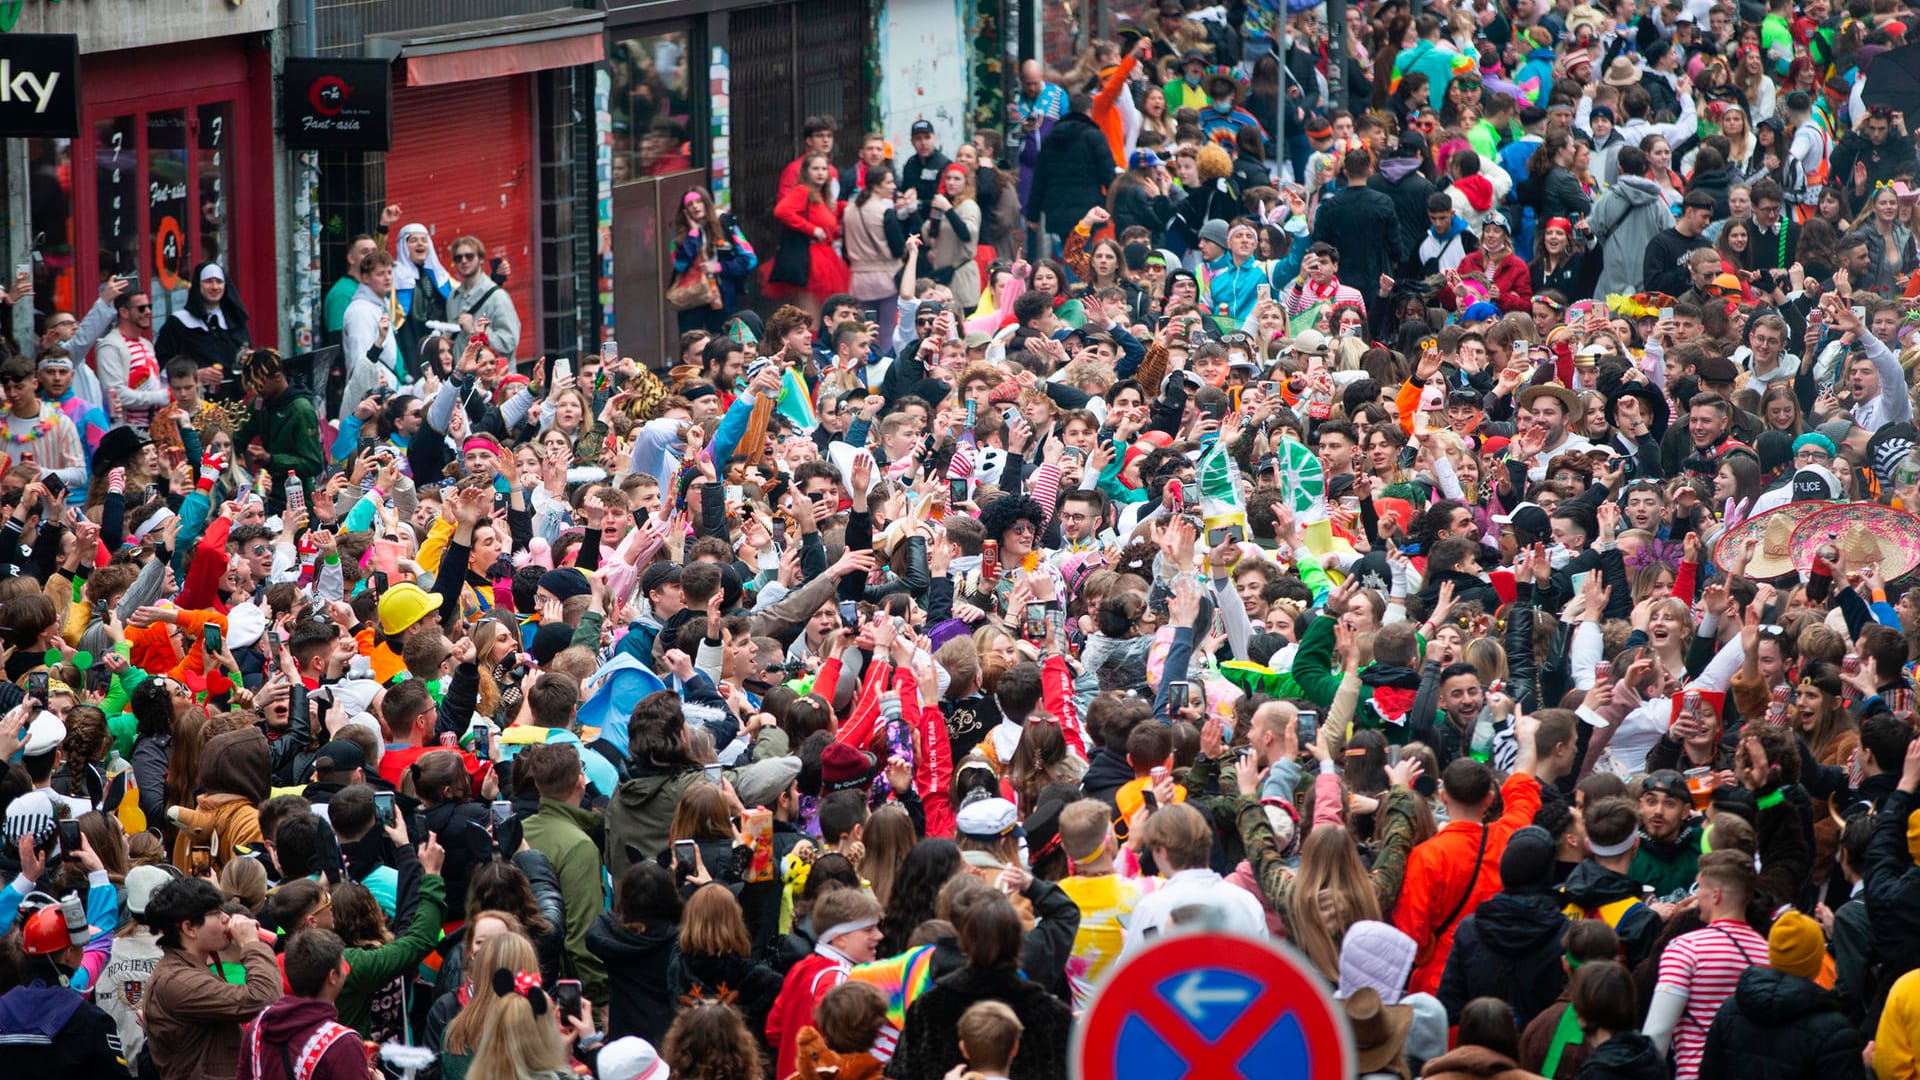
[385,78,536,350]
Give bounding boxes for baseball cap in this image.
[910,119,935,136]
[639,562,683,596]
[313,739,367,777]
[1642,770,1692,803]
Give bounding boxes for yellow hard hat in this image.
[377,582,442,635]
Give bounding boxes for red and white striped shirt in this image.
[1657,919,1768,1080]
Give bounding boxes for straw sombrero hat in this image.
[1740,510,1806,579]
[1789,504,1920,582]
[1517,382,1583,423]
[1712,502,1828,573]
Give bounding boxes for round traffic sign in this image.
[1073,931,1353,1080]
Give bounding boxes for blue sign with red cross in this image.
[1073,931,1353,1080]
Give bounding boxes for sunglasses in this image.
[454,252,481,263]
[133,304,152,313]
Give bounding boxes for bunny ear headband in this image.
[492,968,550,1015]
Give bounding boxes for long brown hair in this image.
[164,706,210,824]
[796,153,834,207]
[1288,825,1383,981]
[675,186,726,247]
[669,783,735,844]
[679,883,753,958]
[860,803,917,908]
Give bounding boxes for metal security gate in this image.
[729,0,872,281]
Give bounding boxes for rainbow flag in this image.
[777,366,817,432]
[848,943,940,1030]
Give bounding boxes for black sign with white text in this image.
[0,34,79,138]
[283,58,391,151]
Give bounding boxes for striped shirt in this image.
[1657,920,1768,1080]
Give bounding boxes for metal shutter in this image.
[385,76,537,350]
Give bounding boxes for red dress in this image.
[764,184,852,300]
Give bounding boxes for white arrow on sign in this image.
[1171,970,1251,1023]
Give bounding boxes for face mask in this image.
[1185,72,1202,86]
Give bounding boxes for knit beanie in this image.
[1767,910,1825,980]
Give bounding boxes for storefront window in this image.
[608,28,699,184]
[94,118,137,282]
[196,102,232,271]
[147,109,191,319]
[26,137,75,319]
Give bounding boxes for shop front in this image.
[11,0,280,343]
[306,2,605,366]
[605,0,874,363]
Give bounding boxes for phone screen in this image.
[1297,710,1318,747]
[1024,602,1048,640]
[57,819,81,854]
[554,979,583,1022]
[702,763,724,783]
[373,791,394,825]
[490,800,514,825]
[26,671,47,704]
[674,839,699,868]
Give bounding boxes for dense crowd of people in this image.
[1,0,1920,1078]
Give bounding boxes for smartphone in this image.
[85,664,110,695]
[864,308,879,324]
[1207,524,1244,547]
[553,978,584,1023]
[702,763,724,783]
[493,489,508,513]
[372,790,394,826]
[188,844,214,877]
[203,624,223,655]
[490,799,514,825]
[1165,682,1187,711]
[949,476,969,503]
[41,471,65,499]
[1024,601,1048,641]
[1297,709,1318,747]
[601,340,619,364]
[771,518,787,546]
[1659,307,1674,321]
[1260,380,1280,396]
[56,819,80,854]
[1141,788,1159,811]
[674,839,699,868]
[1199,399,1225,422]
[26,671,47,705]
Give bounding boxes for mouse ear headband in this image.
[491,968,550,1015]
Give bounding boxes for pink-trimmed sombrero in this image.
[1787,503,1920,581]
[1712,502,1829,575]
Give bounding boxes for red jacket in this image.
[1393,770,1542,994]
[767,951,849,1079]
[1440,250,1534,313]
[774,184,841,246]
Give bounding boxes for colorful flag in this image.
[776,366,817,432]
[1194,435,1246,532]
[1273,434,1326,523]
